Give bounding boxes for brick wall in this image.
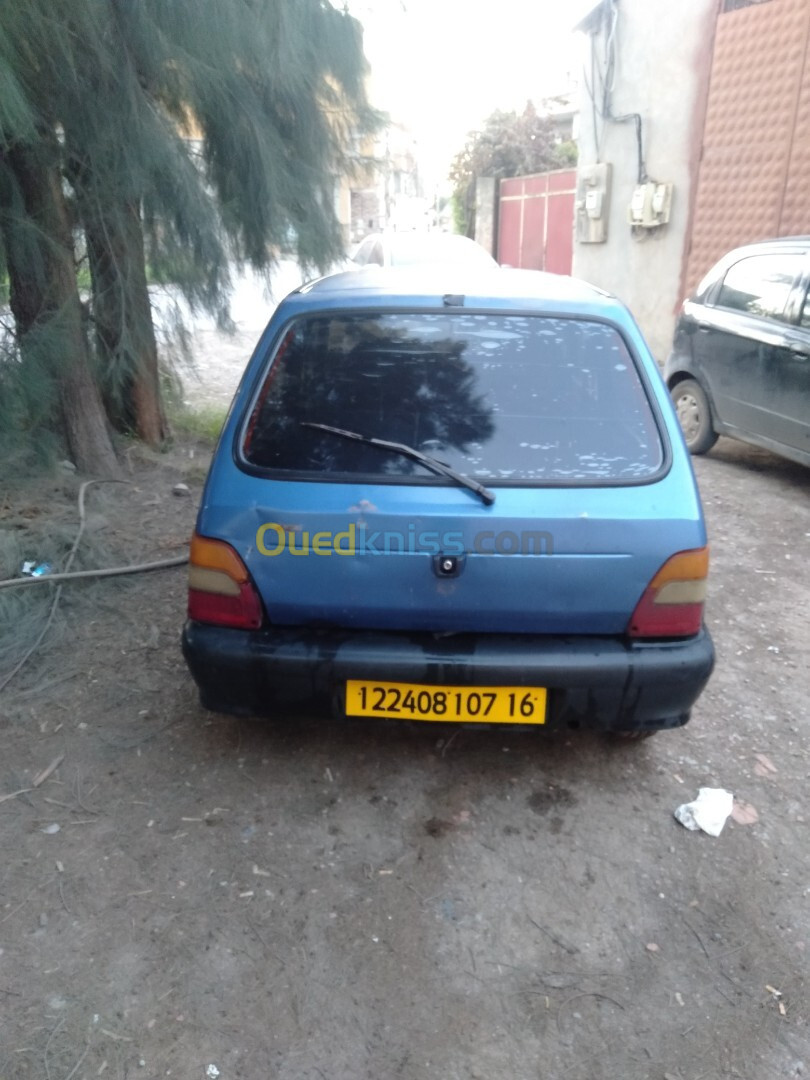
[684,0,810,294]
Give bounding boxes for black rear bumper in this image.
[182,622,714,732]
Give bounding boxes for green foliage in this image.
[450,103,558,188]
[449,101,574,237]
[0,30,38,144]
[0,328,61,468]
[556,140,579,167]
[450,194,468,238]
[169,403,229,446]
[0,0,380,461]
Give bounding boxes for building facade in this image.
[572,0,810,363]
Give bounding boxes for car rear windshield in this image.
[242,312,664,483]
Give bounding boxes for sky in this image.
[346,0,595,185]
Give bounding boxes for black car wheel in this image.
[671,379,718,455]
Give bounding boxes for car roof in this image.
[708,235,810,268]
[292,267,624,318]
[358,230,485,246]
[353,231,498,268]
[692,236,810,299]
[385,231,493,251]
[726,235,810,253]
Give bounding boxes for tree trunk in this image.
[83,198,167,446]
[0,142,120,477]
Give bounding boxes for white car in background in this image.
[349,231,498,270]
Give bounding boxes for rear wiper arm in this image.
[300,422,495,506]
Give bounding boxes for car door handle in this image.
[788,342,809,357]
[696,325,711,333]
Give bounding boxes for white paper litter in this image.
[674,787,734,837]
[205,1066,221,1080]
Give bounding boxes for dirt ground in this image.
[1,428,809,1080]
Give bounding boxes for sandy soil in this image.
[1,419,809,1079]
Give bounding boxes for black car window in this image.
[242,313,664,484]
[800,287,810,330]
[716,254,804,321]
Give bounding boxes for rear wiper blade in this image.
[300,422,495,506]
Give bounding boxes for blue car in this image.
[182,268,714,734]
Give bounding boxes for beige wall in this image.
[572,0,717,363]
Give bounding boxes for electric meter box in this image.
[575,163,612,244]
[627,182,673,228]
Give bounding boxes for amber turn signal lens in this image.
[189,534,249,582]
[187,533,262,630]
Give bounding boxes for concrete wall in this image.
[572,0,717,363]
[474,177,498,257]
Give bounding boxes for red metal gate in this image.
[498,168,576,274]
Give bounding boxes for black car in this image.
[665,237,810,466]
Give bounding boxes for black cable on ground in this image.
[0,480,188,694]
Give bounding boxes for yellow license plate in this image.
[346,681,547,724]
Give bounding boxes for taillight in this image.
[187,533,263,629]
[628,547,709,639]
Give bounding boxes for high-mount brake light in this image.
[187,534,263,630]
[628,547,709,639]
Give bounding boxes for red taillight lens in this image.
[628,547,709,639]
[243,328,295,456]
[187,534,263,630]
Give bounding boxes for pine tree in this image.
[66,0,380,445]
[0,9,121,476]
[0,0,379,466]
